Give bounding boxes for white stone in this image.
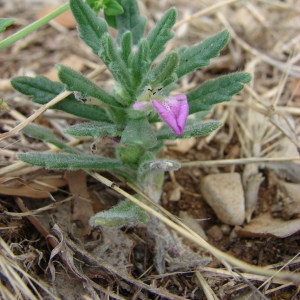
[200,173,245,225]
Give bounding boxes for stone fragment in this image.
[278,181,300,219]
[207,225,223,241]
[200,173,245,225]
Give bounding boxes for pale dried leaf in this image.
[236,213,300,238]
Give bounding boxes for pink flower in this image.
[133,94,189,135]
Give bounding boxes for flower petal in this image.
[152,94,188,135]
[133,101,149,110]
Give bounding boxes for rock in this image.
[207,225,223,241]
[200,173,245,225]
[278,181,300,219]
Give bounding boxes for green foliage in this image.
[89,199,148,227]
[147,8,177,61]
[121,119,157,148]
[157,120,222,140]
[115,0,146,45]
[146,51,179,88]
[11,76,110,122]
[87,0,123,15]
[11,0,252,227]
[0,18,14,33]
[130,39,151,88]
[116,144,146,165]
[18,152,123,170]
[99,33,133,94]
[22,123,76,153]
[56,64,122,107]
[70,0,107,54]
[120,31,133,67]
[176,30,230,78]
[65,121,123,138]
[188,72,252,114]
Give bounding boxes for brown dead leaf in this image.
[236,213,300,238]
[0,176,66,198]
[64,170,94,235]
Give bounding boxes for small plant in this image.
[11,0,251,226]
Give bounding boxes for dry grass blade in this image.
[0,238,58,300]
[195,270,218,300]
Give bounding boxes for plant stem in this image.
[0,2,70,50]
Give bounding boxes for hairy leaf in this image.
[18,152,123,170]
[57,64,122,107]
[120,31,133,67]
[70,0,107,54]
[157,120,222,139]
[147,8,176,61]
[65,121,123,138]
[187,72,252,114]
[176,30,230,78]
[130,39,151,87]
[99,33,132,93]
[146,51,179,88]
[22,123,76,153]
[11,75,110,122]
[90,199,148,227]
[121,118,157,148]
[115,0,146,45]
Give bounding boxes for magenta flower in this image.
[133,94,189,135]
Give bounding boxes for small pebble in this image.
[207,225,223,241]
[200,173,245,225]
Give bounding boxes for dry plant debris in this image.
[0,0,300,299]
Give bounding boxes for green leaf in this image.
[11,75,111,122]
[115,0,146,45]
[70,0,107,54]
[121,118,157,148]
[86,0,103,13]
[56,64,122,107]
[120,31,132,67]
[18,152,123,170]
[130,39,151,87]
[104,0,124,16]
[187,72,252,114]
[147,8,176,61]
[116,144,146,165]
[157,120,222,139]
[99,33,132,93]
[146,51,179,88]
[176,30,230,78]
[65,121,123,138]
[22,123,77,153]
[89,199,148,227]
[0,18,14,33]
